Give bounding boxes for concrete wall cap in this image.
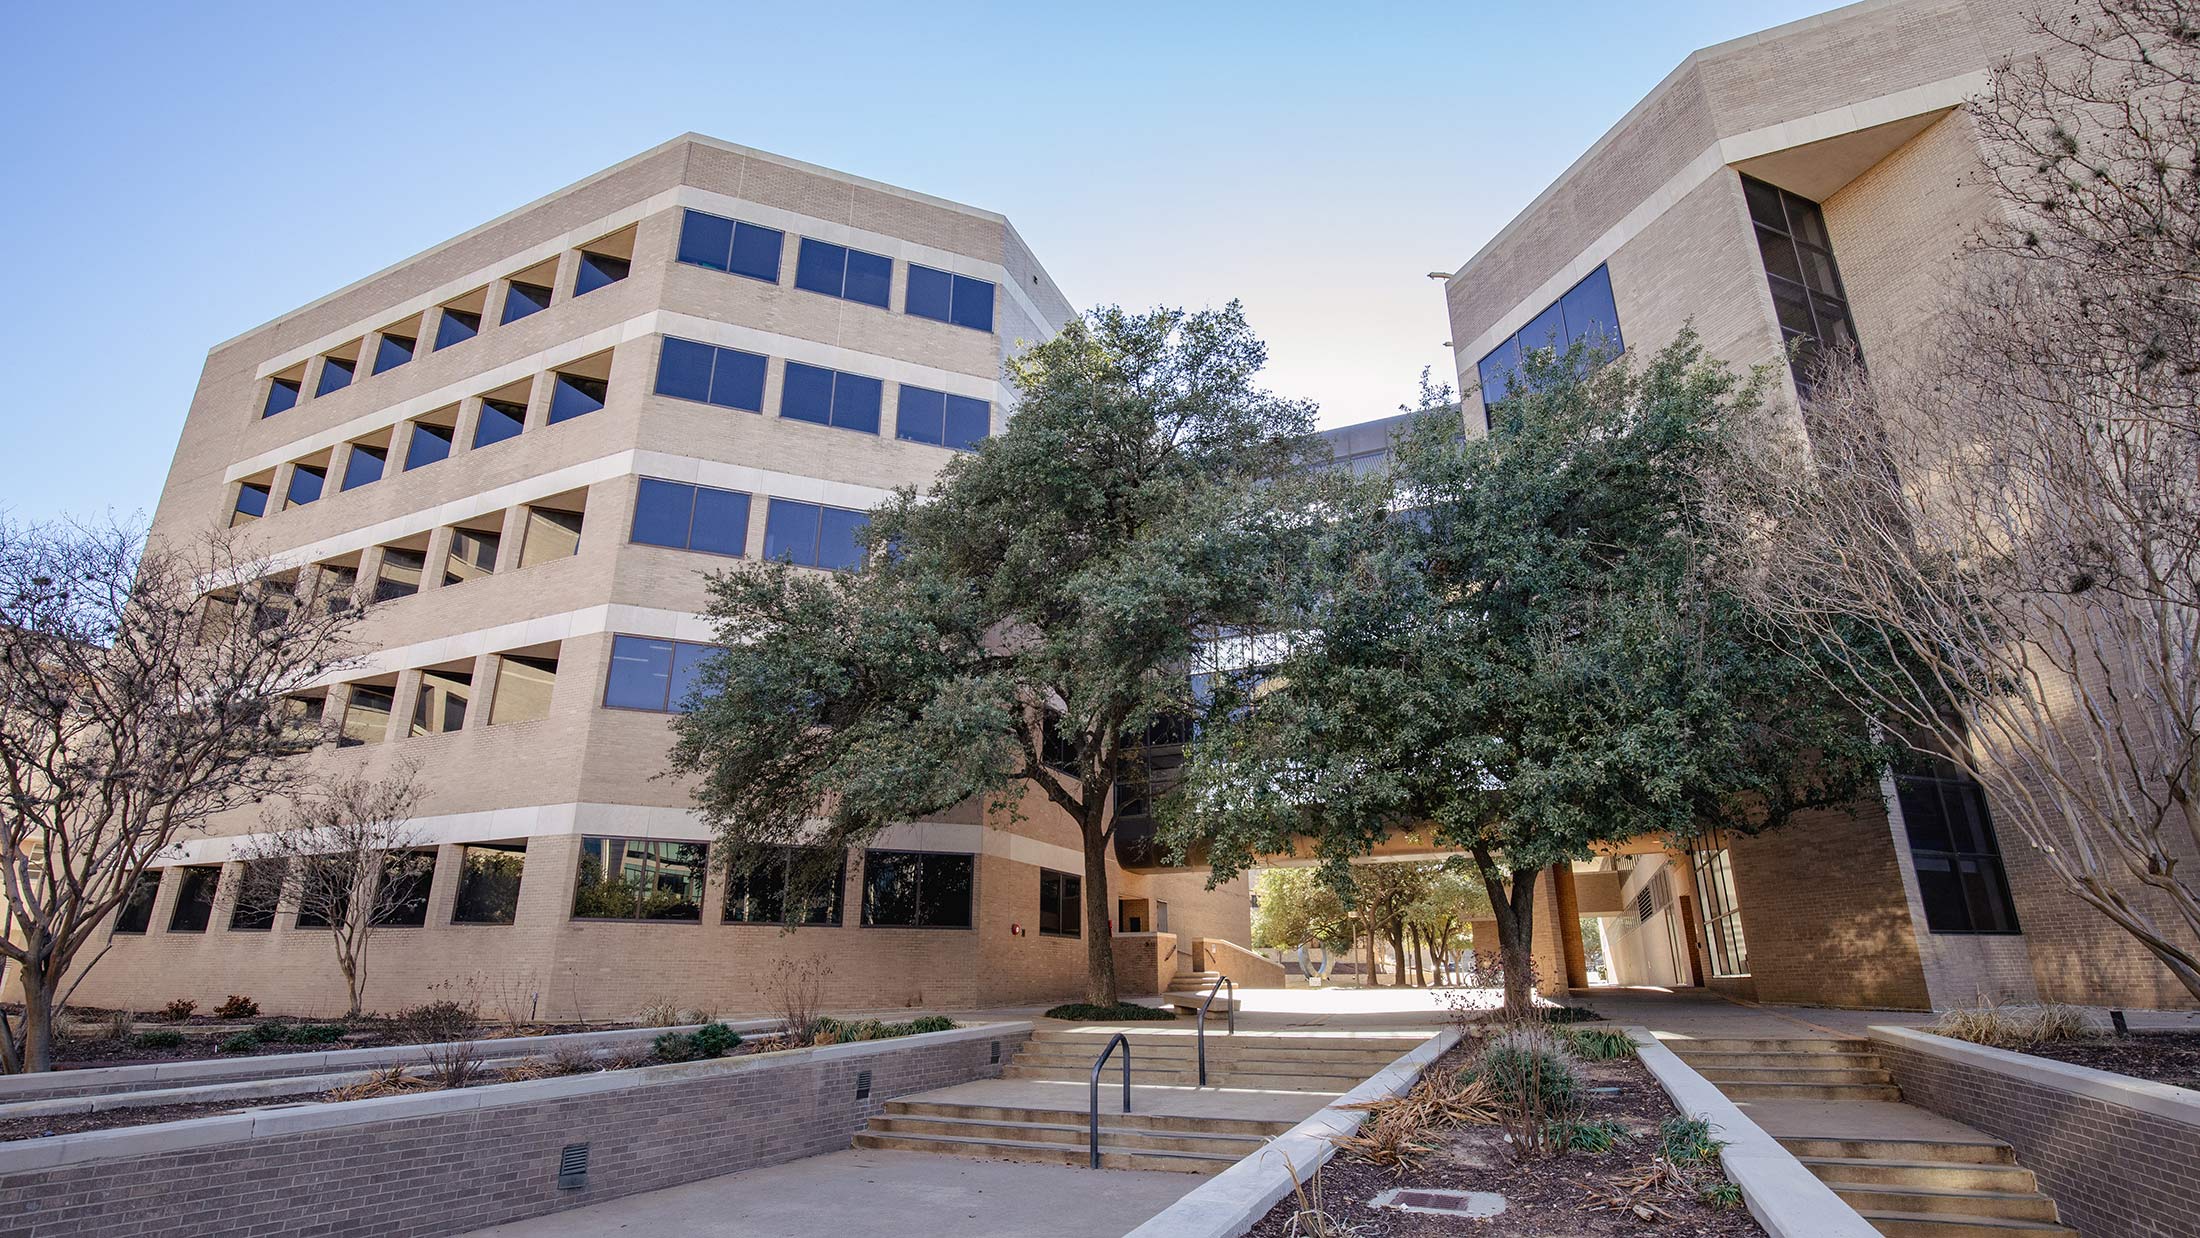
[1870,1024,2200,1126]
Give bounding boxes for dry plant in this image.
[768,956,833,1043]
[327,1063,427,1102]
[477,971,539,1033]
[636,997,681,1028]
[1280,1154,1371,1238]
[500,1045,600,1081]
[1930,995,2094,1048]
[1583,1159,1683,1223]
[1329,1076,1499,1172]
[421,1038,485,1090]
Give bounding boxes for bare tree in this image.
[1725,1,2200,1000]
[235,766,430,1019]
[0,519,367,1072]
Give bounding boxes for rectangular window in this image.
[763,498,867,571]
[315,355,356,397]
[115,871,161,934]
[1038,869,1081,937]
[167,865,222,932]
[1473,264,1623,426]
[630,478,750,556]
[489,653,558,725]
[780,362,882,434]
[375,548,425,601]
[603,634,717,713]
[904,264,996,333]
[372,333,416,375]
[228,860,284,932]
[474,398,526,447]
[339,684,395,746]
[286,464,326,508]
[675,209,783,283]
[405,421,454,471]
[1690,834,1749,977]
[548,373,606,424]
[518,506,584,567]
[725,847,845,926]
[1742,175,1862,389]
[573,251,629,296]
[434,307,481,351]
[654,336,767,412]
[342,444,386,491]
[502,279,552,324]
[863,850,974,928]
[232,481,271,527]
[793,237,892,308]
[895,386,991,451]
[1897,766,2022,934]
[452,843,526,925]
[262,377,301,419]
[376,850,435,927]
[572,837,707,921]
[443,527,500,585]
[410,668,472,735]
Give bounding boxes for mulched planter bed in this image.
[44,1019,624,1069]
[1248,1039,1765,1238]
[2013,1031,2200,1090]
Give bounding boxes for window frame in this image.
[167,864,223,933]
[571,836,709,922]
[1896,769,2023,935]
[1038,868,1082,938]
[1473,263,1624,427]
[762,498,868,572]
[793,237,892,308]
[724,846,846,926]
[779,362,883,434]
[114,870,162,934]
[452,842,527,925]
[675,209,785,284]
[602,634,719,713]
[629,477,752,557]
[861,849,976,930]
[904,264,997,333]
[653,336,767,413]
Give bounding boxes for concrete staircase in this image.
[1668,1038,2076,1238]
[1167,970,1224,996]
[1000,1028,1426,1092]
[854,1097,1293,1174]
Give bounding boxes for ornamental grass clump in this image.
[1466,1027,1584,1116]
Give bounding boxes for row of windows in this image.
[1473,264,1623,418]
[676,209,996,333]
[1742,174,1863,387]
[653,336,992,451]
[120,842,1025,935]
[628,478,869,569]
[259,228,633,421]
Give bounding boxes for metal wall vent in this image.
[856,1069,872,1100]
[556,1143,590,1190]
[990,1040,1001,1064]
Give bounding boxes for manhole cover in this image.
[1368,1187,1507,1218]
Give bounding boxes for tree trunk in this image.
[10,963,57,1073]
[1410,924,1427,987]
[1473,845,1541,1018]
[1385,923,1408,987]
[1080,815,1119,1008]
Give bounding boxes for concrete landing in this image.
[453,1148,1195,1238]
[910,1077,1332,1125]
[1740,1097,1996,1143]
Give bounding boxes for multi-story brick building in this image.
[1444,0,2199,1010]
[68,135,1250,1020]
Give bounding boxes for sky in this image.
[1,0,1833,525]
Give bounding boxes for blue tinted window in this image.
[668,641,714,711]
[342,444,385,491]
[604,635,674,710]
[372,334,415,375]
[818,507,868,572]
[655,337,715,402]
[1559,265,1622,353]
[729,223,782,282]
[405,422,453,471]
[631,478,749,556]
[834,373,881,434]
[844,249,892,308]
[944,394,990,451]
[794,239,847,297]
[677,210,735,270]
[434,308,480,351]
[691,486,751,556]
[905,265,953,323]
[475,399,525,448]
[1476,337,1519,410]
[656,337,764,412]
[632,478,695,548]
[262,378,300,419]
[315,356,355,397]
[709,348,765,411]
[502,280,552,324]
[548,374,606,424]
[896,385,946,445]
[234,481,270,520]
[763,499,821,565]
[951,275,995,332]
[1521,302,1567,354]
[286,465,325,507]
[781,362,835,426]
[574,252,629,296]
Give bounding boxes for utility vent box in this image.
[1369,1188,1506,1218]
[556,1143,590,1190]
[856,1069,872,1100]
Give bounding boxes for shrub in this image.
[219,1032,261,1054]
[1545,1115,1628,1153]
[103,1009,133,1041]
[1465,1028,1583,1116]
[263,1022,348,1045]
[1930,1000,2093,1048]
[214,995,260,1020]
[160,998,198,1022]
[132,1030,185,1050]
[1043,1002,1175,1021]
[655,1022,743,1062]
[395,1000,477,1045]
[768,957,833,1045]
[1560,1027,1638,1060]
[901,1015,955,1035]
[1539,1005,1602,1024]
[1657,1115,1727,1166]
[1699,1180,1744,1209]
[636,997,681,1028]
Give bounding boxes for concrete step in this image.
[1694,1065,1896,1085]
[867,1112,1271,1156]
[1667,1037,1871,1055]
[884,1098,1293,1138]
[1829,1183,2059,1223]
[1779,1136,2015,1166]
[1034,1033,1431,1054]
[1681,1050,1888,1069]
[1002,1064,1363,1092]
[852,1129,1239,1174]
[1854,1209,2077,1238]
[1801,1157,2041,1193]
[1014,1046,1405,1069]
[1709,1080,1904,1102]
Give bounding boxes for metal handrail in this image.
[1087,1031,1132,1169]
[1195,975,1236,1087]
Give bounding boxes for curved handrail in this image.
[1088,1031,1132,1169]
[1195,975,1236,1087]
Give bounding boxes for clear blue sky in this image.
[1,0,1830,525]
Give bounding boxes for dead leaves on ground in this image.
[1329,1077,1500,1171]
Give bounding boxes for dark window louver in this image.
[990,1041,1001,1065]
[856,1069,872,1100]
[557,1143,590,1189]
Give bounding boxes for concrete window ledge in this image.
[1119,1029,1461,1238]
[1869,1023,2200,1124]
[1631,1029,1882,1238]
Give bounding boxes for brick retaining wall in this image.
[0,1021,1030,1238]
[1870,1026,2200,1238]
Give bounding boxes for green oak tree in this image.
[1167,332,1894,1015]
[668,303,1321,1007]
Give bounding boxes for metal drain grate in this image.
[556,1143,590,1190]
[1368,1188,1506,1218]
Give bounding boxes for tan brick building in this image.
[64,135,1249,1021]
[1444,0,2199,1011]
